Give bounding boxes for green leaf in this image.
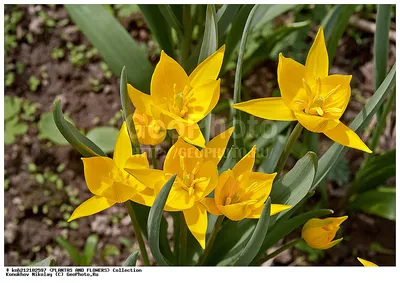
[270,152,318,220]
[254,209,334,263]
[4,95,21,120]
[53,100,106,157]
[120,67,141,155]
[55,236,81,265]
[250,4,297,31]
[139,5,175,56]
[198,4,218,143]
[234,198,271,266]
[147,174,177,266]
[322,4,356,65]
[217,4,241,36]
[350,149,395,195]
[86,127,119,154]
[326,155,350,186]
[156,5,183,39]
[65,5,153,93]
[258,135,286,174]
[251,121,290,150]
[32,257,56,266]
[349,187,395,221]
[5,116,28,145]
[312,63,396,191]
[38,112,70,145]
[373,5,392,91]
[82,234,99,266]
[123,251,139,266]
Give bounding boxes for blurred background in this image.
[4,4,396,266]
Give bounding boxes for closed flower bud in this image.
[357,257,378,267]
[301,216,348,250]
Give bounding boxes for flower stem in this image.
[125,201,150,266]
[257,238,302,265]
[197,215,225,265]
[178,212,187,265]
[151,145,157,169]
[275,122,303,176]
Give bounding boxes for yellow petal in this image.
[357,257,378,267]
[277,53,307,108]
[318,237,343,250]
[200,198,222,215]
[247,203,292,218]
[101,182,140,203]
[125,152,150,170]
[164,184,194,211]
[113,121,133,169]
[294,111,339,133]
[186,80,220,123]
[219,202,249,221]
[164,137,203,176]
[232,145,256,177]
[189,45,225,87]
[239,171,276,202]
[321,75,352,118]
[202,127,234,166]
[82,156,115,195]
[305,26,329,81]
[232,97,297,121]
[68,195,115,222]
[327,215,348,226]
[194,161,219,200]
[323,122,372,153]
[124,168,166,189]
[175,123,206,148]
[127,83,153,116]
[183,204,208,249]
[130,187,155,207]
[150,104,190,130]
[133,110,167,145]
[151,51,189,105]
[214,170,232,206]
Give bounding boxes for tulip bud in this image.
[357,257,378,267]
[301,216,348,250]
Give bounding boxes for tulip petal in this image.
[175,123,206,148]
[321,75,352,118]
[113,122,133,169]
[305,26,329,81]
[125,152,150,170]
[151,51,189,105]
[247,203,292,218]
[277,53,307,108]
[130,187,155,207]
[133,110,167,145]
[239,171,276,202]
[202,127,234,166]
[232,97,297,121]
[323,122,372,153]
[294,111,340,133]
[194,161,219,199]
[327,215,348,226]
[219,202,249,221]
[164,137,203,176]
[82,157,115,195]
[101,181,141,203]
[186,80,220,124]
[232,145,256,177]
[150,104,190,130]
[127,83,153,116]
[214,170,232,207]
[357,257,378,267]
[124,167,166,189]
[183,204,208,249]
[68,195,115,222]
[319,237,343,250]
[200,198,222,215]
[189,45,225,87]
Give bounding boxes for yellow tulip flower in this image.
[201,146,291,221]
[301,216,348,250]
[232,27,371,153]
[68,122,154,222]
[133,109,167,145]
[124,127,234,248]
[128,45,225,148]
[357,257,378,267]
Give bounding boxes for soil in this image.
[4,4,396,266]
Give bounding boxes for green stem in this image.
[125,201,150,266]
[275,122,303,176]
[180,5,192,65]
[197,215,224,265]
[257,238,301,265]
[151,145,158,169]
[178,212,187,265]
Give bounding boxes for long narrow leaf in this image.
[217,4,241,36]
[55,236,82,265]
[157,4,184,38]
[123,251,139,266]
[234,198,271,266]
[65,5,153,93]
[147,175,177,266]
[82,234,99,266]
[32,257,56,266]
[312,63,396,190]
[53,100,106,157]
